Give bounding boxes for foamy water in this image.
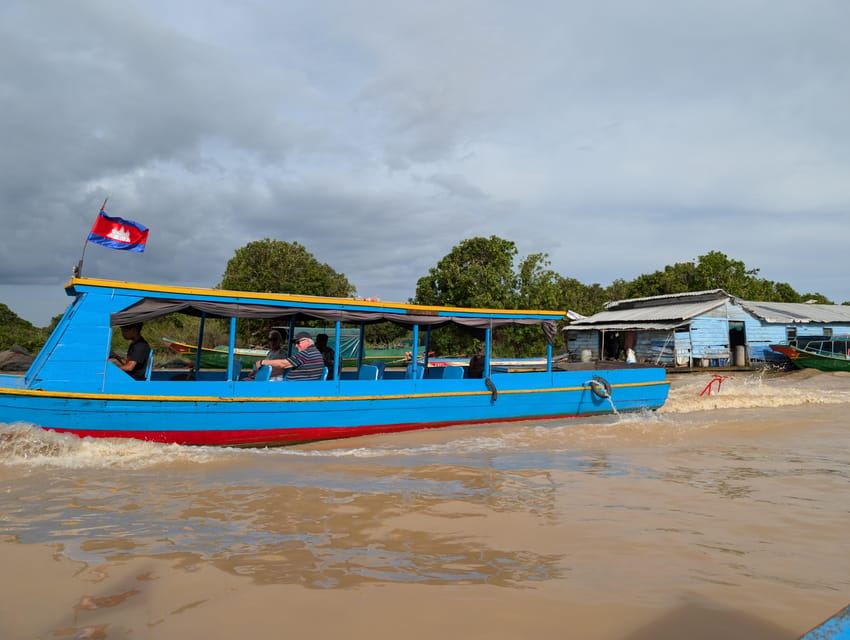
[662,369,850,412]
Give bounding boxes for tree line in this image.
[1,236,843,357]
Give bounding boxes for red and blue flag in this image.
[87,207,149,252]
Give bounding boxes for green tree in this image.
[508,253,570,354]
[622,251,816,303]
[220,238,354,297]
[414,236,517,308]
[0,303,50,352]
[413,237,568,357]
[219,238,355,343]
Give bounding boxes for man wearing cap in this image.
[259,332,325,381]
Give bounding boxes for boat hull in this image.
[769,343,850,372]
[0,370,669,446]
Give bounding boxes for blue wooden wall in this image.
[565,299,850,367]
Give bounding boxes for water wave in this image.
[661,370,850,414]
[0,422,216,470]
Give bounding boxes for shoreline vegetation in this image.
[2,241,846,360]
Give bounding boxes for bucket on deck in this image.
[580,349,593,362]
[734,345,746,366]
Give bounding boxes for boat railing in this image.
[800,340,850,359]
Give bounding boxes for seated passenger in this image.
[249,329,288,380]
[258,332,324,381]
[315,333,337,380]
[468,349,485,379]
[108,322,150,381]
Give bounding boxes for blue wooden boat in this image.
[0,277,671,447]
[800,604,850,639]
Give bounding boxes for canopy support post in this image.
[412,325,419,373]
[358,323,366,370]
[194,313,206,372]
[334,319,342,384]
[484,326,492,377]
[226,317,236,381]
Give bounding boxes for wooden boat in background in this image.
[0,277,671,447]
[770,335,850,372]
[161,337,417,369]
[161,337,267,369]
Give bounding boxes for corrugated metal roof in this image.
[738,301,850,324]
[604,289,728,310]
[569,298,727,326]
[567,321,685,332]
[568,291,850,332]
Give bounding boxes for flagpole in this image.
[74,197,109,277]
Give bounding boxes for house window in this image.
[786,327,797,342]
[824,328,833,338]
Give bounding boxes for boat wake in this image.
[0,422,216,470]
[660,370,850,414]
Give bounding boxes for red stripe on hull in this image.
[45,412,605,447]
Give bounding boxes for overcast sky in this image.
[1,0,848,325]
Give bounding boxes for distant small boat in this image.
[162,337,418,369]
[770,335,850,372]
[161,338,267,369]
[426,355,568,371]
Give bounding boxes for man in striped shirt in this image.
[258,332,325,381]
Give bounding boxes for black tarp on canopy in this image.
[110,298,559,343]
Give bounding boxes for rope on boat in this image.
[699,375,732,397]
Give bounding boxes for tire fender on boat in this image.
[484,376,498,402]
[588,376,612,399]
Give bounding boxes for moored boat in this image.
[161,337,267,369]
[162,335,416,369]
[769,335,850,372]
[0,277,671,447]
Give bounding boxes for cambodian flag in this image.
[87,208,149,252]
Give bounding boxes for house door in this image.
[728,321,746,365]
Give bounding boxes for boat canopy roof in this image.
[111,296,561,335]
[67,278,561,339]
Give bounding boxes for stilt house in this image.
[564,290,850,368]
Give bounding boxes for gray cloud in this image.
[1,0,849,325]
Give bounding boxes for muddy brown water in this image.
[2,369,849,639]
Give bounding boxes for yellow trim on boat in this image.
[0,380,669,403]
[65,276,566,318]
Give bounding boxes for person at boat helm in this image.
[108,322,150,381]
[249,329,288,380]
[259,331,325,381]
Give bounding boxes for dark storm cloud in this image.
[1,0,849,325]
